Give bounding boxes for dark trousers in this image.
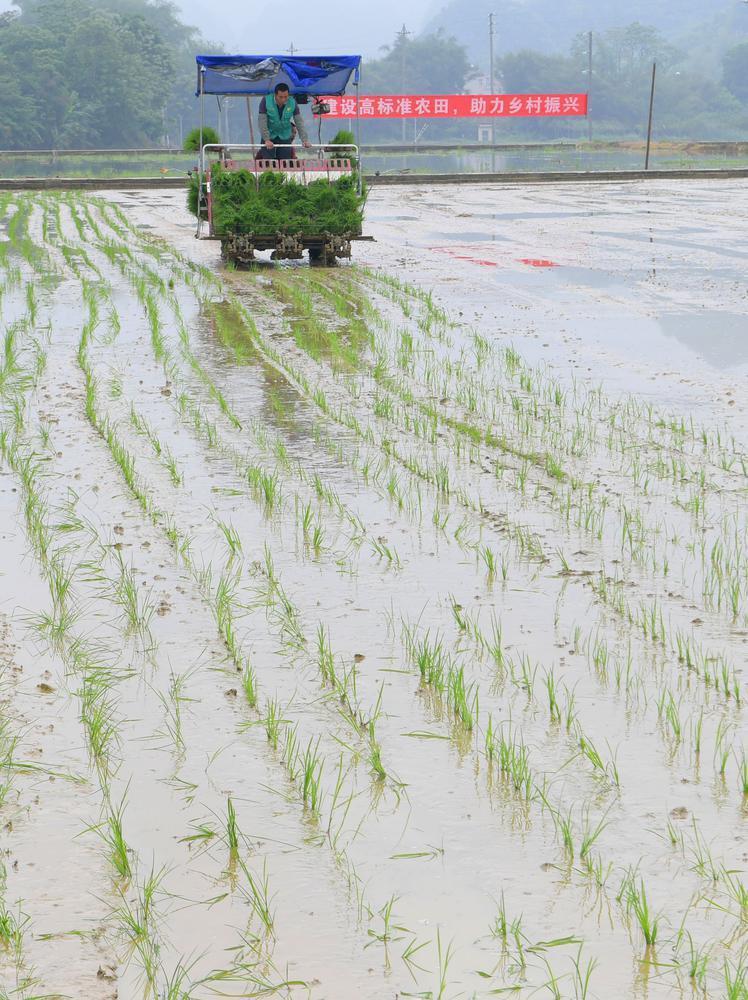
[256,139,297,162]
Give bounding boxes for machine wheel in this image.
[221,235,256,267]
[309,246,334,267]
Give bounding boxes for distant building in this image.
[464,72,505,143]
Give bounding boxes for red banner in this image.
[320,93,588,119]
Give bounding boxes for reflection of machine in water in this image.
[192,53,371,266]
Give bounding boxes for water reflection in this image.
[658,312,748,370]
[3,146,747,179]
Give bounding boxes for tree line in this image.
[0,0,746,149]
[0,0,217,148]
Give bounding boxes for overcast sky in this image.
[0,0,435,57]
[173,0,434,56]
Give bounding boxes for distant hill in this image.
[425,0,745,68]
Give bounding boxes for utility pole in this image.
[397,23,411,144]
[287,42,298,55]
[488,12,496,146]
[645,61,657,170]
[587,31,592,144]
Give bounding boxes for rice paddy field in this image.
[0,179,747,999]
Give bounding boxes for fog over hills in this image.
[423,0,747,65]
[0,0,433,55]
[171,0,433,55]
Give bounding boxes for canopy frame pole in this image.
[355,66,362,195]
[197,67,206,237]
[246,96,255,148]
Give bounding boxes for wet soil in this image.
[0,179,746,999]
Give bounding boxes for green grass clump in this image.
[188,164,365,236]
[187,174,201,218]
[183,126,220,152]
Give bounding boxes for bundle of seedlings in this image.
[188,165,366,236]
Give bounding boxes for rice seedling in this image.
[113,549,155,645]
[737,749,748,796]
[401,935,431,979]
[237,859,275,935]
[300,737,324,815]
[579,806,611,861]
[226,796,240,861]
[719,868,748,918]
[241,662,258,709]
[715,718,734,777]
[368,720,387,782]
[723,956,748,1000]
[481,544,498,581]
[215,518,243,562]
[435,928,456,1000]
[262,698,287,751]
[93,796,133,881]
[544,668,561,724]
[446,665,479,732]
[113,868,164,989]
[623,877,660,947]
[157,670,194,753]
[366,895,409,969]
[688,821,721,883]
[570,946,597,1000]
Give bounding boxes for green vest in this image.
[265,95,296,141]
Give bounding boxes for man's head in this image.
[274,83,290,107]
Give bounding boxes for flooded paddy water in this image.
[0,178,747,999]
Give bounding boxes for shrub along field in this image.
[0,191,746,999]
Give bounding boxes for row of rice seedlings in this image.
[42,238,316,995]
[575,625,735,777]
[0,308,183,989]
[439,606,626,791]
[269,271,373,374]
[315,625,388,781]
[401,614,623,855]
[591,569,743,707]
[485,891,591,995]
[96,197,740,852]
[101,224,492,577]
[4,196,52,275]
[16,197,388,992]
[378,327,734,630]
[127,402,184,487]
[0,864,41,1000]
[101,249,388,577]
[398,604,708,964]
[82,193,736,992]
[169,379,371,575]
[444,289,744,500]
[519,606,738,796]
[396,608,686,954]
[74,266,391,809]
[111,865,176,993]
[228,285,548,567]
[349,271,748,634]
[0,442,126,783]
[75,288,381,813]
[294,248,744,984]
[220,800,280,956]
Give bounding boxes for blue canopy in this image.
[196,54,361,96]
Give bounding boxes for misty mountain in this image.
[425,0,746,68]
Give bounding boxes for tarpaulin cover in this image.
[196,55,361,96]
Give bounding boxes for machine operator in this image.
[259,82,311,160]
